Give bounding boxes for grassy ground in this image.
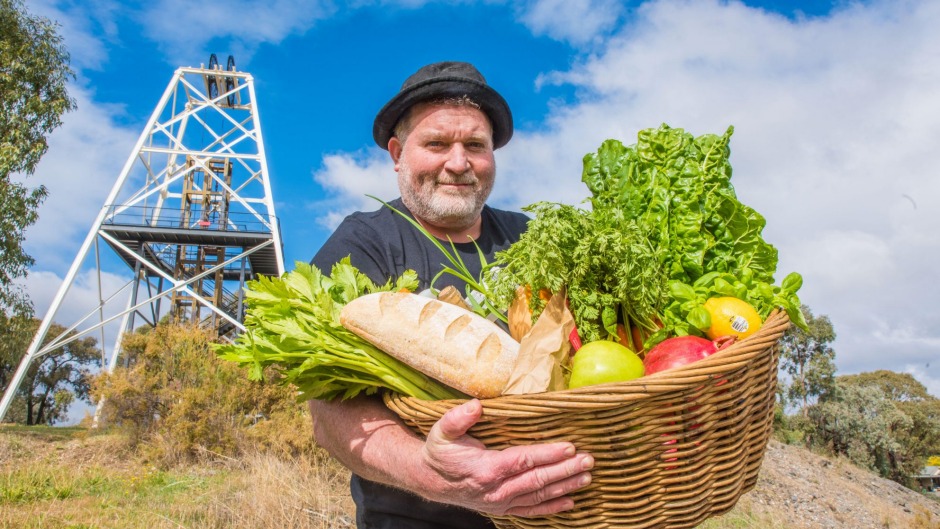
[0,425,354,529]
[698,500,790,529]
[0,424,795,529]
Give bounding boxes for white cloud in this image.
[20,85,140,272]
[515,0,625,45]
[789,230,894,291]
[135,0,625,65]
[22,269,132,341]
[26,0,119,71]
[136,0,336,65]
[309,149,399,230]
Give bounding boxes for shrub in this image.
[92,323,314,466]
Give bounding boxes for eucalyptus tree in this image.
[0,0,75,313]
[779,304,837,415]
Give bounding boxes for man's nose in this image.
[443,145,470,173]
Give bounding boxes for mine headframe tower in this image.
[0,55,285,421]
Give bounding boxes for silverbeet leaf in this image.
[582,124,807,341]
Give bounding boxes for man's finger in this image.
[493,441,579,477]
[433,399,482,441]
[504,496,576,518]
[489,451,594,505]
[501,470,592,511]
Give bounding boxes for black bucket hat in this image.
[373,61,513,150]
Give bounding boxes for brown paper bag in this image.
[507,285,533,342]
[436,285,472,311]
[502,289,575,395]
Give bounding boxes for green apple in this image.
[568,340,645,389]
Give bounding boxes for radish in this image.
[643,335,736,375]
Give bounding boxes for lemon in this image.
[703,297,762,340]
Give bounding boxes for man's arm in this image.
[309,396,593,517]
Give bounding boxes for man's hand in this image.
[419,399,593,517]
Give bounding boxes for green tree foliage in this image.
[0,0,75,312]
[808,372,940,486]
[2,319,101,425]
[809,382,912,482]
[23,320,100,425]
[93,324,314,466]
[779,304,836,415]
[0,307,34,391]
[841,370,933,402]
[842,371,940,475]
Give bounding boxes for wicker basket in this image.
[384,310,790,529]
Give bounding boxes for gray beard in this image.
[397,165,492,229]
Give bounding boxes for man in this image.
[310,62,593,529]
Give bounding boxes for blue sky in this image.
[16,0,940,410]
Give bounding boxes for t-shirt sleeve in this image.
[485,207,531,249]
[309,216,394,286]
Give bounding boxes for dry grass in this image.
[0,425,354,529]
[0,422,791,529]
[193,449,354,529]
[911,505,940,529]
[3,425,936,529]
[5,423,790,529]
[699,494,795,529]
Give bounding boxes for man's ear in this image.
[388,137,402,169]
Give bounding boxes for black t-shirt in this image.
[312,198,529,294]
[310,198,530,529]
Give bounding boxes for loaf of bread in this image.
[339,292,519,399]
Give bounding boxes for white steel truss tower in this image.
[0,57,285,421]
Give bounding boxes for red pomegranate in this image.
[643,335,736,375]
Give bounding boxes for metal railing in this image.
[102,204,276,234]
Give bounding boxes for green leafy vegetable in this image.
[486,202,665,343]
[582,124,807,341]
[215,259,467,401]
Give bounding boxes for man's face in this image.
[388,103,496,231]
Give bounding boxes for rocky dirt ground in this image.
[742,440,940,528]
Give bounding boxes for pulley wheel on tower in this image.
[206,53,219,100]
[225,55,237,107]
